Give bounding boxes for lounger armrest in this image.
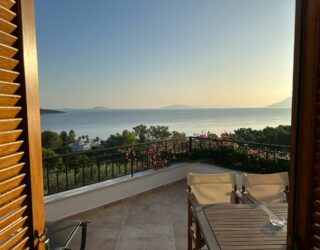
[187,192,201,210]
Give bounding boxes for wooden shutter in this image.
[287,0,320,249]
[0,0,45,249]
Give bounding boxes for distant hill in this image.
[91,106,109,110]
[40,109,64,114]
[160,105,193,109]
[266,97,292,108]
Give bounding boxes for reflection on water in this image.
[41,108,291,139]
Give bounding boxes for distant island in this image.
[91,106,109,111]
[159,104,234,109]
[160,105,193,109]
[60,106,109,111]
[40,109,64,114]
[266,97,292,109]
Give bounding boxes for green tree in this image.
[232,125,290,145]
[42,130,63,150]
[42,147,63,167]
[171,131,186,139]
[148,126,171,140]
[106,129,136,147]
[68,130,76,143]
[59,131,69,143]
[133,124,148,142]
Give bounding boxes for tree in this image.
[232,125,290,145]
[106,129,136,147]
[59,131,68,143]
[148,126,171,141]
[42,130,63,150]
[171,131,186,139]
[133,124,148,142]
[68,130,76,143]
[42,147,63,167]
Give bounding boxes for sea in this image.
[40,108,291,140]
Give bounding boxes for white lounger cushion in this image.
[243,172,289,204]
[188,172,237,205]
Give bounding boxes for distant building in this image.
[70,138,101,152]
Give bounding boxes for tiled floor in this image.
[68,181,188,250]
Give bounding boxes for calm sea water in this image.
[40,108,291,140]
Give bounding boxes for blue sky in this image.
[35,0,295,109]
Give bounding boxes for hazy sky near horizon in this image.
[35,0,295,109]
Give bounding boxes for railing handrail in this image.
[43,136,289,161]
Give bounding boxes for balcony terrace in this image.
[43,138,290,249]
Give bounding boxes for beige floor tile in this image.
[173,222,187,238]
[119,224,148,239]
[149,212,173,225]
[86,238,118,250]
[147,224,174,238]
[174,237,188,250]
[146,237,176,250]
[115,237,147,250]
[125,212,149,225]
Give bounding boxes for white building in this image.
[70,138,101,152]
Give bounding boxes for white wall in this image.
[44,162,236,221]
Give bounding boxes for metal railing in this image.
[43,137,290,195]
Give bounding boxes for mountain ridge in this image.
[266,97,292,108]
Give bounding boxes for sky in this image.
[34,0,296,109]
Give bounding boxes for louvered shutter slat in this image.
[0,31,17,46]
[0,130,22,144]
[0,195,26,220]
[0,152,23,169]
[0,107,21,119]
[0,18,16,34]
[0,43,17,58]
[0,216,28,241]
[312,212,320,224]
[0,174,25,193]
[0,56,19,70]
[0,82,20,95]
[314,188,320,200]
[312,236,320,248]
[0,119,21,132]
[0,129,22,143]
[0,227,28,250]
[0,163,24,182]
[0,185,25,206]
[0,6,16,22]
[10,236,29,250]
[0,69,19,81]
[0,206,27,229]
[0,94,20,106]
[0,141,23,157]
[0,1,16,10]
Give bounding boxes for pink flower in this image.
[221,133,231,140]
[209,133,218,139]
